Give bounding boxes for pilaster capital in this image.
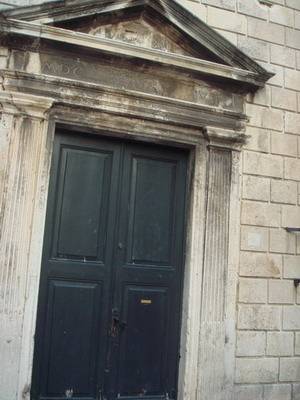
[204,125,249,151]
[0,91,54,119]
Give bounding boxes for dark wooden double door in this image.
[31,131,188,400]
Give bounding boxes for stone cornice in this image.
[1,0,274,87]
[0,69,248,145]
[0,90,53,118]
[0,18,267,88]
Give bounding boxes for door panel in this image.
[32,133,122,400]
[54,148,110,261]
[32,132,188,400]
[112,145,187,400]
[127,157,176,265]
[118,286,168,397]
[44,280,102,397]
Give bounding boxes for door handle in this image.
[110,309,127,337]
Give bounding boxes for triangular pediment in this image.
[51,6,225,64]
[1,0,273,87]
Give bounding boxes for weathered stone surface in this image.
[282,205,300,226]
[271,179,298,204]
[280,358,300,381]
[270,44,296,68]
[244,127,270,153]
[234,385,264,400]
[246,104,284,131]
[243,175,270,202]
[238,36,269,62]
[248,17,285,44]
[207,7,247,34]
[269,4,294,27]
[269,280,295,304]
[240,252,282,278]
[267,331,294,355]
[284,255,300,279]
[264,384,292,400]
[237,0,267,19]
[239,278,267,303]
[236,331,266,356]
[283,306,300,330]
[235,358,279,384]
[271,88,297,112]
[285,112,300,134]
[244,152,283,178]
[270,229,296,254]
[238,305,281,330]
[241,201,280,227]
[241,226,269,252]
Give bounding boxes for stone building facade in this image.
[0,1,299,400]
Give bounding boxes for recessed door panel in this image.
[127,157,176,266]
[43,280,102,398]
[118,286,168,397]
[54,147,113,262]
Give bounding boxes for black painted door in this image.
[31,131,188,400]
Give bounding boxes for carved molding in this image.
[1,70,248,145]
[0,91,53,118]
[0,18,265,88]
[198,147,232,400]
[1,0,273,86]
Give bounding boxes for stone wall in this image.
[181,1,300,399]
[0,0,299,399]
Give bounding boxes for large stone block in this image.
[237,0,267,19]
[234,385,263,400]
[267,332,294,356]
[244,127,270,153]
[238,304,281,330]
[264,384,292,400]
[248,17,285,44]
[246,104,284,131]
[285,69,300,91]
[280,358,300,381]
[269,4,294,27]
[284,255,300,279]
[271,88,297,112]
[238,36,269,62]
[282,205,300,226]
[243,175,270,202]
[270,229,296,254]
[236,331,266,356]
[286,0,300,10]
[207,6,247,33]
[201,0,235,11]
[285,112,300,134]
[241,201,281,227]
[293,384,300,400]
[283,306,300,329]
[240,252,282,278]
[235,358,279,384]
[271,44,296,68]
[269,279,294,304]
[244,152,283,178]
[271,179,298,204]
[284,158,300,181]
[286,28,300,49]
[241,225,269,252]
[239,278,268,303]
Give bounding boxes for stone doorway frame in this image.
[0,81,242,399]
